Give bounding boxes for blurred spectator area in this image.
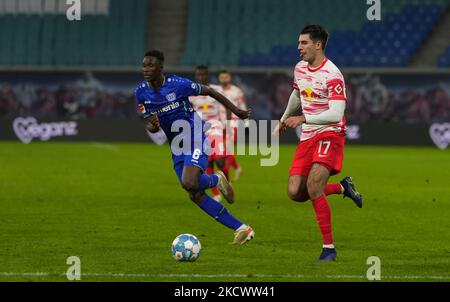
[0,0,149,66]
[0,71,449,124]
[181,0,450,67]
[1,0,449,68]
[0,72,138,120]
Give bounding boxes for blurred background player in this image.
[189,65,230,202]
[216,70,248,181]
[136,50,254,244]
[274,25,363,262]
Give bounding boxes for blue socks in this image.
[198,194,243,230]
[198,173,219,191]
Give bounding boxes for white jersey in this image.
[214,84,247,128]
[293,58,347,141]
[189,84,225,135]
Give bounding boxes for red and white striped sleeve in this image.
[326,70,346,101]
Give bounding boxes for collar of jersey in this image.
[307,58,328,72]
[146,76,166,91]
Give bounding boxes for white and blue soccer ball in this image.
[171,234,202,262]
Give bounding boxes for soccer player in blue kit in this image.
[135,50,255,245]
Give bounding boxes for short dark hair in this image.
[196,65,209,71]
[144,50,164,63]
[300,25,329,50]
[218,69,230,75]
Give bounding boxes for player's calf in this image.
[181,166,220,194]
[307,182,324,201]
[306,164,330,200]
[190,190,247,235]
[306,175,326,200]
[188,191,206,205]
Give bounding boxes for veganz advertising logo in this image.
[13,117,78,144]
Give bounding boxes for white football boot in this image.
[233,224,255,245]
[216,170,234,204]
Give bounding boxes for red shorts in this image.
[289,131,345,177]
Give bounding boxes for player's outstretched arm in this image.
[199,85,251,120]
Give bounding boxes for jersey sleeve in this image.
[135,87,151,119]
[326,71,346,101]
[178,77,202,97]
[292,64,300,90]
[235,87,247,110]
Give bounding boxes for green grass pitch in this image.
[0,141,449,282]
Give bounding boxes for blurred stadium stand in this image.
[0,0,149,66]
[147,0,187,67]
[181,0,450,68]
[0,0,449,133]
[0,0,449,68]
[438,45,450,67]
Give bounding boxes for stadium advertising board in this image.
[0,117,444,148]
[0,70,448,148]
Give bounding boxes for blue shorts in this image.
[171,130,211,183]
[163,110,211,183]
[173,150,209,183]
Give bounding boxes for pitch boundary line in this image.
[0,272,449,280]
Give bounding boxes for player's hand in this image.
[147,113,160,133]
[272,121,287,136]
[284,115,306,129]
[235,108,251,120]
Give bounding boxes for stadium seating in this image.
[0,0,149,66]
[181,0,450,67]
[438,46,450,68]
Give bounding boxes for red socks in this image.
[225,155,239,170]
[205,166,213,175]
[312,195,333,245]
[221,165,230,181]
[325,183,343,196]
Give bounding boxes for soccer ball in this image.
[171,234,202,262]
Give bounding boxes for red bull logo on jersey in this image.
[301,87,320,101]
[200,102,214,111]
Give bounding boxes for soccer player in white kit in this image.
[274,25,363,262]
[189,65,230,202]
[215,70,248,181]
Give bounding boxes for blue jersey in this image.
[135,74,202,143]
[135,74,210,178]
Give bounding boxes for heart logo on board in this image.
[429,123,450,150]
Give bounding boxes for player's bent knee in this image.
[289,193,309,202]
[181,179,199,193]
[287,187,308,202]
[297,194,309,202]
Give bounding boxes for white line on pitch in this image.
[0,272,449,280]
